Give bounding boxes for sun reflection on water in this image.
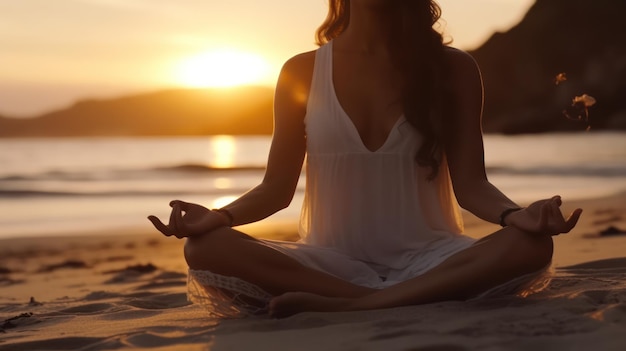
[213,177,233,189]
[210,135,236,168]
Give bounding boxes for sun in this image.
[176,49,270,88]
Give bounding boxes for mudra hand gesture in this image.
[506,195,582,236]
[148,200,227,238]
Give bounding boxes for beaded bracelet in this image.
[499,207,523,227]
[212,208,234,227]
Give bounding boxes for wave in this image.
[0,163,266,182]
[153,163,265,173]
[0,164,626,182]
[0,187,273,198]
[0,189,199,197]
[1,163,623,184]
[486,166,626,177]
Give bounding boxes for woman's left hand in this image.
[506,195,583,236]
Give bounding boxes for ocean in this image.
[1,132,625,239]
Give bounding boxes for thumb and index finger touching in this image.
[147,199,189,236]
[169,199,191,210]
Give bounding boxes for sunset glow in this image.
[176,49,270,88]
[1,0,536,116]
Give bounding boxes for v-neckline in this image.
[328,41,404,153]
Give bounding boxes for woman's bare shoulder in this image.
[274,50,317,121]
[280,50,316,83]
[443,47,481,81]
[442,46,483,98]
[275,50,317,112]
[284,50,317,66]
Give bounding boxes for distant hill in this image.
[471,0,626,133]
[2,0,626,137]
[0,86,274,137]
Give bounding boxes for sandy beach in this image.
[1,192,625,350]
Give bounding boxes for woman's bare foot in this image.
[269,292,354,318]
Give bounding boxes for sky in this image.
[0,0,534,117]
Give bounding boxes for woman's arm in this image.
[148,52,315,236]
[443,48,581,234]
[219,51,315,225]
[443,47,518,224]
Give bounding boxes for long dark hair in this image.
[316,0,447,179]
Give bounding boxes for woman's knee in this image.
[183,227,236,270]
[502,228,553,273]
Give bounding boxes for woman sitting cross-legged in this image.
[148,0,582,318]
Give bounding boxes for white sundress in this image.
[187,42,551,318]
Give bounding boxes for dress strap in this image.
[305,41,333,121]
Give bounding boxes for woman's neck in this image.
[337,2,400,56]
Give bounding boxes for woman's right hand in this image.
[148,200,228,238]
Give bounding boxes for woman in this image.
[149,0,582,318]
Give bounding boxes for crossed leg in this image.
[269,226,553,317]
[185,225,553,317]
[184,226,374,298]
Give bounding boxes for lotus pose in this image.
[149,0,582,318]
